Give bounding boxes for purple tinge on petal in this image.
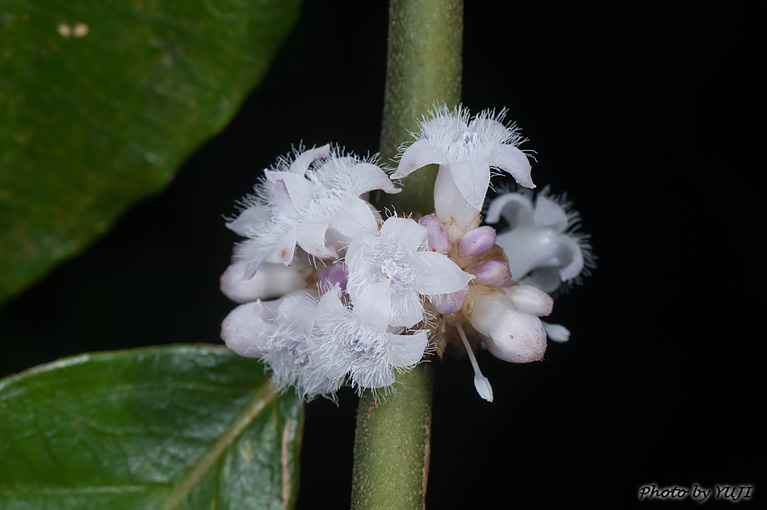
[418,214,451,254]
[271,179,297,214]
[457,226,496,257]
[265,171,314,210]
[318,263,348,294]
[428,285,469,314]
[472,259,512,287]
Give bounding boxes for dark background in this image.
[1,2,761,508]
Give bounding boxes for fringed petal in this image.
[387,330,429,367]
[220,260,307,303]
[288,143,331,175]
[412,251,473,295]
[392,139,447,179]
[487,144,534,188]
[484,192,534,227]
[349,162,400,195]
[533,195,569,232]
[447,160,491,213]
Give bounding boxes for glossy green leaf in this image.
[0,0,301,305]
[0,344,304,509]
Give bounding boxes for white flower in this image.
[485,188,594,293]
[393,105,534,228]
[227,145,399,277]
[345,216,474,328]
[221,291,346,400]
[315,283,429,392]
[260,293,347,400]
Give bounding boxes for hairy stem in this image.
[351,0,463,509]
[376,0,463,215]
[351,365,435,510]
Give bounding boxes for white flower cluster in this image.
[220,105,593,401]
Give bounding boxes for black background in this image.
[1,2,761,508]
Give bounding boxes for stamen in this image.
[380,257,406,282]
[456,323,493,402]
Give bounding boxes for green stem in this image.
[351,1,462,509]
[351,364,435,510]
[376,0,463,214]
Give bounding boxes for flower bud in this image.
[466,288,546,363]
[457,226,496,257]
[472,259,512,287]
[428,285,469,314]
[221,300,279,358]
[505,284,553,316]
[318,263,348,294]
[418,214,451,254]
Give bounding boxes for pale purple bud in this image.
[472,259,512,287]
[418,214,451,254]
[457,226,496,257]
[221,300,280,358]
[506,284,553,316]
[428,285,469,314]
[318,263,348,294]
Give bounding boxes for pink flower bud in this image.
[221,301,279,358]
[428,285,469,314]
[506,285,554,316]
[418,214,451,254]
[472,259,512,286]
[457,226,496,257]
[318,263,348,294]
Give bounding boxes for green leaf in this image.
[0,344,304,510]
[0,0,302,305]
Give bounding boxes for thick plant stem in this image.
[351,365,435,510]
[351,1,462,509]
[376,0,463,214]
